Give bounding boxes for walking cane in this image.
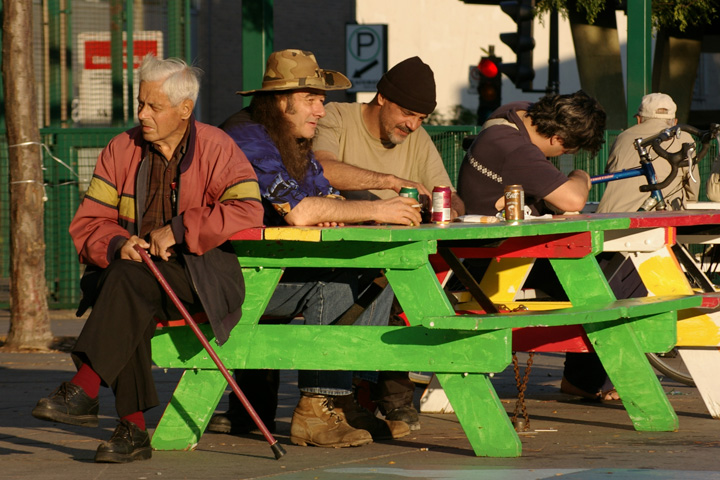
[134,245,286,460]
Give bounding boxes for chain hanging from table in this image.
[506,304,532,432]
[511,351,534,432]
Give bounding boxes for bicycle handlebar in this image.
[634,123,720,192]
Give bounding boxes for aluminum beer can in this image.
[399,186,419,202]
[504,184,525,221]
[431,185,452,223]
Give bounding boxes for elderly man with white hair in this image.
[31,54,264,463]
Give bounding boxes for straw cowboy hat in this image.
[237,49,351,96]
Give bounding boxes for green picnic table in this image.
[150,211,720,457]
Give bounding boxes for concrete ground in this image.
[2,311,720,480]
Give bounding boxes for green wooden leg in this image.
[386,265,519,457]
[551,256,678,431]
[151,369,227,450]
[438,372,522,457]
[237,266,283,325]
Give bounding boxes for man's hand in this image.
[387,177,432,199]
[568,169,592,190]
[373,196,423,226]
[148,225,177,261]
[119,236,150,262]
[544,169,592,213]
[316,221,345,227]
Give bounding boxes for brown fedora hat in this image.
[237,49,351,96]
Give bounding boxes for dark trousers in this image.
[563,252,648,393]
[72,257,201,417]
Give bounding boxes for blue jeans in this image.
[264,268,394,396]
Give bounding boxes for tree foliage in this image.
[535,0,718,31]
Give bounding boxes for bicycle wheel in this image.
[646,349,696,387]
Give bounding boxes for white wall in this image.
[355,0,586,119]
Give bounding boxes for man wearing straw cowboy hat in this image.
[209,49,415,448]
[31,54,265,463]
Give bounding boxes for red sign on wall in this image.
[83,40,160,70]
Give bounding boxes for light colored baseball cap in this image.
[237,49,351,96]
[636,93,677,119]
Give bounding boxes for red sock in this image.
[70,364,101,399]
[121,411,146,431]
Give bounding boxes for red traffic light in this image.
[479,57,499,78]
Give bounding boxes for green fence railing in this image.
[0,127,126,308]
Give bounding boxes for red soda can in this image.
[431,186,452,223]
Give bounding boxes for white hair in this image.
[138,54,202,105]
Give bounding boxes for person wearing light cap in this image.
[313,57,465,430]
[597,92,698,213]
[207,49,414,448]
[561,93,700,404]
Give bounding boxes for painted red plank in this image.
[447,232,593,259]
[229,228,265,241]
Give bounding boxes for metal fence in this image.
[0,128,126,308]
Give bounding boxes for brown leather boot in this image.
[332,394,410,440]
[290,393,373,448]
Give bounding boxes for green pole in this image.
[241,0,274,108]
[626,0,652,127]
[185,0,192,62]
[48,0,61,125]
[126,0,134,126]
[64,0,73,126]
[0,3,4,130]
[167,0,182,59]
[110,0,124,126]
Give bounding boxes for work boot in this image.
[332,394,410,440]
[290,393,373,448]
[32,382,99,427]
[385,405,420,431]
[94,420,152,463]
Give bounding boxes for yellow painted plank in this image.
[455,300,571,312]
[263,227,322,242]
[479,258,535,302]
[677,310,720,346]
[633,246,694,297]
[633,246,720,346]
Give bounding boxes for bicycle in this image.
[590,122,720,386]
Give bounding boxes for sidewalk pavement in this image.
[2,311,720,479]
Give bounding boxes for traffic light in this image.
[499,0,535,91]
[477,54,502,124]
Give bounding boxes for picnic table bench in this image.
[150,211,719,457]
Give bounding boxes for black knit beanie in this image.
[376,57,437,115]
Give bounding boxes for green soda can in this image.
[399,186,419,202]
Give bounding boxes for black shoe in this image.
[32,382,99,427]
[207,410,276,435]
[385,405,420,431]
[94,420,152,463]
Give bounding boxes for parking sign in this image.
[346,24,387,93]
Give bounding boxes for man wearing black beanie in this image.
[314,56,464,219]
[314,57,466,430]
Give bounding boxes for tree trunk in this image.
[652,30,702,125]
[568,4,627,130]
[2,0,52,350]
